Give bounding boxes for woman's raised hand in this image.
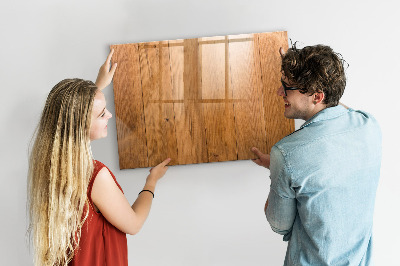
[95,49,118,90]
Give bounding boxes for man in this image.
[251,44,381,265]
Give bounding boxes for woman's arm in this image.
[91,158,171,235]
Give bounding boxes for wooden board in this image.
[111,31,294,169]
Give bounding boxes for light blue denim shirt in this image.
[266,105,382,266]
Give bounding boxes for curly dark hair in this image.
[281,43,348,107]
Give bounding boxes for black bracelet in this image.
[138,189,154,198]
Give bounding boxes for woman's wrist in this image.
[144,178,156,191]
[138,189,155,198]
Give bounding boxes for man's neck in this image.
[304,104,327,121]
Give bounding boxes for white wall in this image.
[1,0,398,265]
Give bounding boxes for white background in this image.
[1,0,399,265]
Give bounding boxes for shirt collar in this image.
[300,105,349,129]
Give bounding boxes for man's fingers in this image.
[252,158,262,166]
[251,147,263,158]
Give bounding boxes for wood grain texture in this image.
[201,38,237,162]
[111,31,294,169]
[109,43,148,169]
[254,32,295,153]
[229,36,268,160]
[175,39,208,165]
[138,42,179,166]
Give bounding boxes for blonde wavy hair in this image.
[28,79,98,265]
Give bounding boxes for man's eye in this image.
[101,112,105,117]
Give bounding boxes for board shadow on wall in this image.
[111,31,294,169]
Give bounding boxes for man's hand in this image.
[251,147,271,169]
[95,49,117,90]
[339,102,350,109]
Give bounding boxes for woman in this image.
[27,50,170,266]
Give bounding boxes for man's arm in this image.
[251,146,296,238]
[251,147,271,214]
[265,146,297,240]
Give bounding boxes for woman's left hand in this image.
[95,49,118,90]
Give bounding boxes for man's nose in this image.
[277,84,285,96]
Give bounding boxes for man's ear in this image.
[279,47,286,57]
[279,48,286,79]
[313,92,325,104]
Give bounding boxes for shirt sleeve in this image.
[266,146,297,241]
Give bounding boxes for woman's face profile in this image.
[90,90,112,141]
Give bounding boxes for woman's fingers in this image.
[106,49,114,66]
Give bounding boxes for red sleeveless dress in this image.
[69,160,128,266]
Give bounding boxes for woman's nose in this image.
[107,110,112,119]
